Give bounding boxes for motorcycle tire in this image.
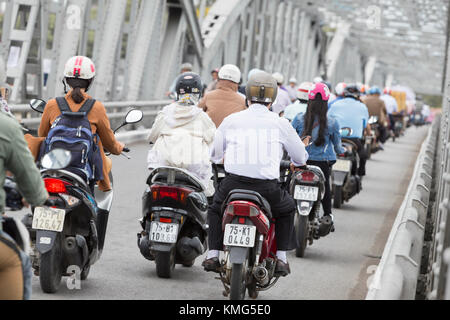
[333,186,343,209]
[80,264,90,281]
[366,144,372,160]
[295,215,309,258]
[181,259,195,268]
[155,249,176,279]
[39,234,63,294]
[230,263,246,300]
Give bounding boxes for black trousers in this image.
[207,174,296,251]
[378,125,388,144]
[307,160,333,216]
[347,138,367,177]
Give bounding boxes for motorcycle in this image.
[138,167,209,278]
[412,111,425,127]
[284,161,326,258]
[391,113,405,142]
[365,116,382,159]
[332,128,362,209]
[28,99,143,293]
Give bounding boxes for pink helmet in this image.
[309,82,331,101]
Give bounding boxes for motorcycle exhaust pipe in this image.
[253,266,269,286]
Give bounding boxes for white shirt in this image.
[211,104,309,180]
[272,88,291,115]
[381,94,398,114]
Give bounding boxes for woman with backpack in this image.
[291,82,346,235]
[32,56,125,192]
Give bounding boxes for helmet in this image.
[247,68,263,82]
[175,72,203,97]
[344,84,361,99]
[246,71,278,104]
[289,77,298,84]
[358,83,367,95]
[335,82,347,96]
[64,56,96,80]
[218,64,241,84]
[272,72,284,85]
[309,83,331,102]
[297,82,313,101]
[383,87,392,95]
[180,62,193,72]
[322,81,332,90]
[313,76,324,84]
[368,86,382,95]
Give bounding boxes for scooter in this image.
[286,161,326,257]
[332,128,362,209]
[28,99,143,293]
[138,167,208,278]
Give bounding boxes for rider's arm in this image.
[331,120,346,155]
[95,102,124,155]
[38,100,55,138]
[280,118,308,167]
[148,112,165,144]
[4,120,48,208]
[210,119,228,164]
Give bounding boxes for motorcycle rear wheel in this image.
[230,263,246,300]
[333,186,343,209]
[39,234,63,294]
[295,215,309,258]
[155,249,176,278]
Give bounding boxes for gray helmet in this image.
[246,71,278,104]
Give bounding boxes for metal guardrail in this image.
[366,122,438,300]
[11,100,172,127]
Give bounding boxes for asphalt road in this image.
[11,126,429,300]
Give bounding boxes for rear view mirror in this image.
[125,109,143,124]
[41,149,72,170]
[29,99,46,113]
[340,127,353,137]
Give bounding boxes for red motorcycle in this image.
[216,164,290,300]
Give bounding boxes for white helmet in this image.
[297,82,313,101]
[64,56,96,80]
[313,76,324,84]
[335,82,347,96]
[272,72,284,85]
[289,77,298,84]
[218,64,241,84]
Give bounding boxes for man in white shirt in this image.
[202,71,309,277]
[271,72,292,115]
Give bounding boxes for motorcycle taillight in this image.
[44,178,71,194]
[299,171,318,182]
[226,202,260,217]
[151,185,192,204]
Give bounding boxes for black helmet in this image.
[175,72,203,98]
[344,84,360,100]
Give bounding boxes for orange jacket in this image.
[26,90,123,191]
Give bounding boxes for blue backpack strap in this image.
[79,99,96,115]
[55,97,71,113]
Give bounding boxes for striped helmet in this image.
[64,56,96,80]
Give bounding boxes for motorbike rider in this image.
[0,107,49,300]
[291,83,346,235]
[166,62,194,98]
[328,84,370,178]
[202,71,310,277]
[148,72,216,196]
[205,68,219,93]
[286,78,298,103]
[198,64,246,128]
[283,82,313,121]
[271,72,291,116]
[365,86,389,149]
[381,87,399,133]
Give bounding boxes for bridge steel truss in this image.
[1,0,374,104]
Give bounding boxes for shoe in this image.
[202,257,221,273]
[318,215,334,237]
[274,260,291,277]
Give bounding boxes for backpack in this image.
[40,97,103,182]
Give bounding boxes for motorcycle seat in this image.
[148,170,203,192]
[224,189,272,219]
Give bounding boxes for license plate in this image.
[150,222,179,244]
[334,159,351,172]
[32,207,66,232]
[294,185,319,201]
[223,224,256,248]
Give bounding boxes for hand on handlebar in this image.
[290,163,307,172]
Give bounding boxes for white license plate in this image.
[150,222,179,244]
[334,159,351,172]
[223,224,257,248]
[32,207,66,232]
[294,185,319,201]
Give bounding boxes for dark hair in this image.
[66,78,90,104]
[302,94,328,147]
